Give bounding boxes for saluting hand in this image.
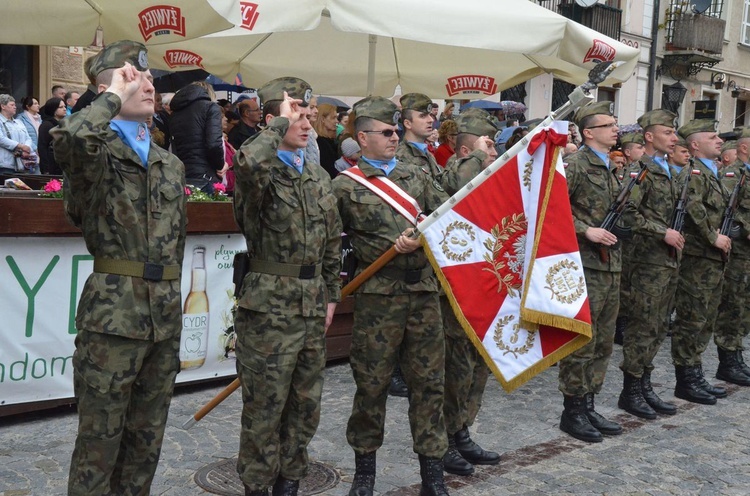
[279,91,304,124]
[106,62,144,103]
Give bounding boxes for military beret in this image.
[455,108,499,137]
[573,101,615,128]
[399,93,436,114]
[674,136,688,148]
[736,127,750,139]
[83,56,97,84]
[257,77,313,107]
[637,109,678,130]
[677,119,719,139]
[620,132,645,145]
[88,40,148,78]
[352,96,400,125]
[721,140,737,152]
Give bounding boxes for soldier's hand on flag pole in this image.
[585,227,617,245]
[395,228,421,253]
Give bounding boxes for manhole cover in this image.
[194,458,340,495]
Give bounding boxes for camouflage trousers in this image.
[620,263,679,377]
[618,242,635,319]
[441,296,490,435]
[671,255,724,366]
[68,330,180,496]
[559,269,620,396]
[347,292,447,458]
[235,308,326,491]
[714,257,750,351]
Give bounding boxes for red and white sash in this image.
[340,166,425,226]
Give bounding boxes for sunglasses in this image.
[362,129,397,137]
[585,122,617,130]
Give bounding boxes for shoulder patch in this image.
[725,172,736,177]
[691,169,701,175]
[629,172,638,178]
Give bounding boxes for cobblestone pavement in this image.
[2,341,750,495]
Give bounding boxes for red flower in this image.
[213,182,226,193]
[184,187,192,196]
[43,179,62,193]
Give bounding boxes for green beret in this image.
[620,132,645,145]
[352,96,400,125]
[573,101,614,128]
[637,109,678,130]
[88,40,148,78]
[257,77,313,106]
[399,93,436,114]
[737,127,750,139]
[674,136,688,148]
[721,140,737,152]
[455,108,499,137]
[677,119,718,139]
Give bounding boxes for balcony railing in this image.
[667,14,725,54]
[554,1,622,40]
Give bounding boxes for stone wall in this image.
[49,46,100,96]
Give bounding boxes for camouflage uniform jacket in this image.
[52,92,187,342]
[441,149,488,195]
[396,140,446,188]
[721,160,750,260]
[621,155,680,268]
[564,146,622,272]
[681,159,728,261]
[233,116,342,318]
[332,159,446,295]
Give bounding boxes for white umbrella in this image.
[147,0,639,98]
[0,0,235,46]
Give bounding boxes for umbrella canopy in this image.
[0,0,234,46]
[460,100,504,111]
[147,0,639,98]
[500,100,529,116]
[317,96,351,111]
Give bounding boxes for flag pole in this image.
[181,61,621,430]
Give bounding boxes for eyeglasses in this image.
[585,122,617,130]
[362,129,397,137]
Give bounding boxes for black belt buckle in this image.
[404,269,422,284]
[299,265,316,279]
[143,262,164,281]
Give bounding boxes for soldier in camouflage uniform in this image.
[668,136,691,175]
[52,41,188,496]
[232,78,342,496]
[332,96,450,496]
[614,132,646,346]
[713,128,750,386]
[558,101,623,443]
[618,110,682,419]
[671,119,732,405]
[438,108,501,476]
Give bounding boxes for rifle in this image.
[719,168,747,262]
[668,160,692,258]
[597,161,648,262]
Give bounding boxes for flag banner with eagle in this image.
[421,121,592,392]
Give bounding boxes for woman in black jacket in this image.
[38,97,66,175]
[170,82,225,193]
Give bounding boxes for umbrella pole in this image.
[182,246,400,429]
[367,34,377,95]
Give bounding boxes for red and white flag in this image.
[421,121,591,392]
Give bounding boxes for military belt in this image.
[378,264,434,284]
[93,258,180,281]
[248,259,322,279]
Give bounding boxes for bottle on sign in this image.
[180,246,209,370]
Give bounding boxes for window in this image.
[743,0,750,45]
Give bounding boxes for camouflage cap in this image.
[620,132,645,145]
[677,119,719,139]
[257,77,313,107]
[674,135,688,148]
[737,127,750,139]
[83,56,97,84]
[455,108,499,137]
[352,96,400,125]
[399,93,436,114]
[637,109,678,130]
[573,101,615,128]
[721,140,738,152]
[88,40,148,78]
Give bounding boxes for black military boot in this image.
[559,395,602,443]
[736,349,750,376]
[245,487,269,496]
[618,373,657,419]
[585,393,623,435]
[696,364,727,398]
[418,455,450,496]
[674,365,716,405]
[272,476,299,496]
[442,435,474,476]
[454,427,501,465]
[614,316,627,345]
[641,370,677,415]
[349,452,376,496]
[389,363,409,397]
[716,347,750,386]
